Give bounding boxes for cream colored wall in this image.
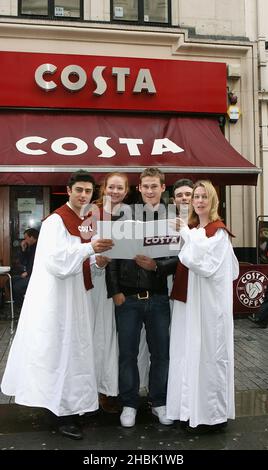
[254,0,268,217]
[177,0,246,37]
[0,0,16,15]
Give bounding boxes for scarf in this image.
[170,220,234,303]
[53,203,93,291]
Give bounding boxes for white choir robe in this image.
[91,267,150,396]
[1,214,98,417]
[90,268,119,396]
[166,226,239,427]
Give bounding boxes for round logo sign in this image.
[236,270,268,308]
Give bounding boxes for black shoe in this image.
[186,422,227,434]
[57,416,83,440]
[58,422,83,440]
[179,420,189,429]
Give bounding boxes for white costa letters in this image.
[15,136,184,158]
[35,64,157,96]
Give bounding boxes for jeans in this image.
[115,294,170,409]
[12,275,29,306]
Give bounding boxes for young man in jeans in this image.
[106,167,177,427]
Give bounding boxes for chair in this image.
[0,266,15,334]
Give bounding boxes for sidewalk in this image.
[0,317,268,451]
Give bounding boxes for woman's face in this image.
[104,175,128,206]
[192,186,211,218]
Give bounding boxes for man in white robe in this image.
[1,170,113,440]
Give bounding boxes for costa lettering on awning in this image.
[0,111,260,185]
[0,51,226,113]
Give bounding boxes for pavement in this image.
[0,312,268,460]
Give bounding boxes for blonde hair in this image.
[95,172,129,207]
[188,180,220,226]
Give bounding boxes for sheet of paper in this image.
[97,219,181,259]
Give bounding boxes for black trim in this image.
[18,0,83,21]
[110,0,171,26]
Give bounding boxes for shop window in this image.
[10,187,45,269]
[111,0,170,25]
[19,0,82,19]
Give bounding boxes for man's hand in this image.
[91,238,114,253]
[135,255,157,271]
[113,293,126,306]
[95,255,111,268]
[20,240,28,251]
[21,271,28,279]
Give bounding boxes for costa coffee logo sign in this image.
[0,52,227,112]
[15,136,184,158]
[35,64,156,96]
[236,270,268,308]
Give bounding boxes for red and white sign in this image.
[233,265,268,315]
[0,112,259,186]
[0,51,227,113]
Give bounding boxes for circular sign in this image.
[236,270,268,308]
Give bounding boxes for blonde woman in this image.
[167,180,239,432]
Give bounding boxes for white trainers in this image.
[152,406,173,425]
[120,407,137,427]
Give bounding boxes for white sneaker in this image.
[152,406,173,425]
[120,407,137,427]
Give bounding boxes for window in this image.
[111,0,170,25]
[19,1,82,19]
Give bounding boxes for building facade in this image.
[0,1,265,266]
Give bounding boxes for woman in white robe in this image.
[91,173,149,408]
[1,173,113,422]
[167,180,239,429]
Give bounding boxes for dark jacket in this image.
[106,201,177,297]
[19,243,37,277]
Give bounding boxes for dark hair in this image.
[24,228,39,240]
[67,170,95,189]
[139,167,165,185]
[173,178,194,196]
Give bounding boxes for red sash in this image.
[170,220,234,303]
[53,204,93,291]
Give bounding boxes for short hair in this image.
[24,228,39,240]
[173,178,194,196]
[139,167,165,185]
[67,170,95,189]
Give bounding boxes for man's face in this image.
[67,181,94,212]
[24,233,35,246]
[174,185,193,209]
[139,176,165,207]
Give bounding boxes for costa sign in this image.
[35,64,156,96]
[15,135,183,158]
[236,270,268,309]
[0,51,227,112]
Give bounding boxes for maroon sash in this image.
[53,204,93,291]
[170,220,234,303]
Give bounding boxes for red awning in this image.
[0,111,261,185]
